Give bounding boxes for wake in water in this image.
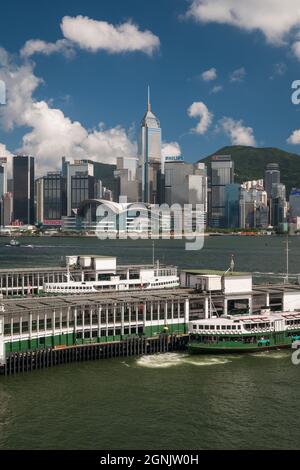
[250,350,290,360]
[136,353,232,369]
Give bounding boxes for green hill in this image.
[200,146,300,194]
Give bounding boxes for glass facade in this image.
[71,175,96,212]
[265,164,280,199]
[44,173,67,221]
[13,156,35,225]
[210,156,234,227]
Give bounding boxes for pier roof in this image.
[0,288,194,315]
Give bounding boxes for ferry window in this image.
[210,325,215,330]
[22,321,29,333]
[205,325,209,330]
[4,324,11,335]
[232,325,236,330]
[193,325,197,330]
[238,325,241,330]
[226,325,231,330]
[216,325,220,330]
[198,325,203,330]
[222,326,226,330]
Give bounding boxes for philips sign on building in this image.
[165,156,184,162]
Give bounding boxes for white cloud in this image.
[20,39,74,58]
[292,41,300,60]
[60,15,160,55]
[270,62,287,79]
[220,117,256,146]
[0,143,13,177]
[287,129,300,144]
[162,142,181,158]
[0,142,13,159]
[186,0,300,45]
[230,67,246,83]
[188,101,213,135]
[0,48,136,174]
[211,85,223,94]
[201,67,217,81]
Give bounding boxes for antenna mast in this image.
[147,85,151,111]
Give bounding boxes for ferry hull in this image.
[187,343,291,355]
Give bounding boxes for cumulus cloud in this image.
[20,39,74,58]
[162,141,181,158]
[186,0,300,45]
[220,117,256,146]
[0,142,13,159]
[188,101,213,135]
[287,129,300,144]
[201,68,217,81]
[0,48,136,174]
[60,15,160,55]
[229,67,246,83]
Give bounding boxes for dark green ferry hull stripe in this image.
[187,344,291,354]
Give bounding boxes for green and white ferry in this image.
[188,308,300,354]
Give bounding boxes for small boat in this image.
[9,238,20,247]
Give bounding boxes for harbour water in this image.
[0,236,300,450]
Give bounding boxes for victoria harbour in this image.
[0,236,300,450]
[3,0,300,455]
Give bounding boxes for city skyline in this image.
[1,1,300,175]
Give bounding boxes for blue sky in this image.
[1,0,300,173]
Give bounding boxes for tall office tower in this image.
[1,192,13,226]
[239,185,269,229]
[289,188,300,218]
[13,155,35,225]
[114,156,139,202]
[0,158,7,198]
[265,163,280,199]
[37,172,67,225]
[62,158,96,216]
[35,178,44,224]
[210,155,234,227]
[164,160,194,206]
[225,184,241,228]
[271,183,287,227]
[138,87,163,203]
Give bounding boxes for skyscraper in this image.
[62,158,95,216]
[210,155,234,227]
[12,155,35,225]
[36,172,67,225]
[0,158,7,198]
[265,163,280,199]
[138,87,163,203]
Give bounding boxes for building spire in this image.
[147,85,151,112]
